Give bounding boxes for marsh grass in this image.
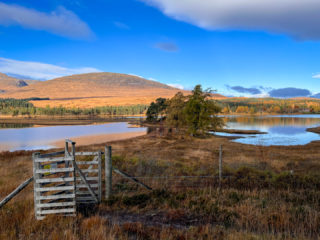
[1,133,320,239]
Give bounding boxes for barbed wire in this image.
[115,175,232,179]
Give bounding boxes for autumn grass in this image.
[1,131,320,239]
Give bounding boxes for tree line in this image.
[217,98,320,114]
[0,98,148,116]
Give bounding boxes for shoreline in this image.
[215,128,266,134]
[53,131,147,149]
[307,126,320,134]
[0,116,143,125]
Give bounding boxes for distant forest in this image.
[217,98,320,114]
[0,97,320,117]
[0,98,148,116]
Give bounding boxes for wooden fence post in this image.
[71,142,77,205]
[105,146,112,199]
[0,177,33,208]
[33,152,40,219]
[98,151,102,202]
[219,145,223,188]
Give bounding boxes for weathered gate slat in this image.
[76,161,99,165]
[79,169,99,173]
[76,191,98,195]
[35,186,74,192]
[36,177,74,183]
[76,177,99,181]
[76,184,99,188]
[35,157,73,163]
[75,152,100,156]
[37,202,75,208]
[37,194,75,200]
[36,167,74,174]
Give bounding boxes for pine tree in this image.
[165,92,186,130]
[184,85,223,135]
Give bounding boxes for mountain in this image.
[0,72,181,108]
[0,73,29,91]
[0,72,226,107]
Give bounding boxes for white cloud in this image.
[252,93,270,98]
[0,57,100,80]
[128,73,145,78]
[128,74,159,82]
[168,83,184,90]
[0,3,93,39]
[312,74,320,78]
[142,0,320,40]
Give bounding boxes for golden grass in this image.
[29,95,174,108]
[0,72,190,108]
[0,131,320,239]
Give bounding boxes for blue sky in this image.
[0,0,320,98]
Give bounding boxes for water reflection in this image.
[215,114,320,146]
[268,126,304,135]
[0,122,146,152]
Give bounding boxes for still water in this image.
[215,114,320,146]
[0,122,146,151]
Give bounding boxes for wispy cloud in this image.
[0,2,93,39]
[312,74,320,78]
[155,42,179,52]
[311,93,320,99]
[128,73,145,78]
[0,57,100,80]
[226,85,262,95]
[268,88,311,98]
[168,83,184,89]
[142,0,320,40]
[114,21,130,30]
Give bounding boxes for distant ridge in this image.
[0,72,180,108]
[50,72,176,89]
[0,72,226,108]
[0,73,28,91]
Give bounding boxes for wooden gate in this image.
[75,151,102,204]
[33,150,76,220]
[33,140,102,220]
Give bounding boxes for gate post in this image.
[32,152,40,219]
[105,146,112,199]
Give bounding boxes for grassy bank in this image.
[0,130,320,239]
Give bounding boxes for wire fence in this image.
[112,174,233,192]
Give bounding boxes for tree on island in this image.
[182,85,223,135]
[146,98,167,122]
[165,92,187,131]
[146,85,223,136]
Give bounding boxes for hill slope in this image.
[0,73,32,91]
[0,72,188,108]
